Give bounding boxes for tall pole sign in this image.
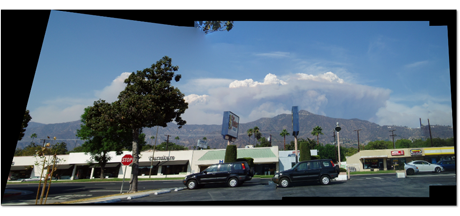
[120,154,133,193]
[292,106,299,163]
[221,111,239,145]
[335,122,341,166]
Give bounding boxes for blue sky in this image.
[27,11,453,128]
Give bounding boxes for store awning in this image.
[138,161,162,167]
[90,163,120,168]
[10,166,32,171]
[46,165,74,170]
[360,155,388,159]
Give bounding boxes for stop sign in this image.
[121,154,133,166]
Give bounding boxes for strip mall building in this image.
[346,146,455,171]
[9,146,454,181]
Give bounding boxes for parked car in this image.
[183,161,254,189]
[436,160,455,171]
[404,163,419,175]
[406,160,444,173]
[272,159,340,188]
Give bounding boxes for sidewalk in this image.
[54,187,187,204]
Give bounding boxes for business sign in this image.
[292,106,299,136]
[219,160,224,164]
[391,150,404,156]
[288,150,300,157]
[410,149,423,156]
[221,111,239,140]
[149,156,175,161]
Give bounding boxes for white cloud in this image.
[94,72,131,102]
[404,61,428,68]
[30,72,131,124]
[296,72,344,83]
[181,72,394,125]
[254,51,290,58]
[375,101,453,128]
[229,73,287,88]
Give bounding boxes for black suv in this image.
[272,159,339,187]
[183,161,254,189]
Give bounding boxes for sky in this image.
[27,11,453,128]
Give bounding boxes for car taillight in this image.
[242,163,246,170]
[330,161,335,167]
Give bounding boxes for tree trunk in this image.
[129,128,140,193]
[317,135,319,146]
[283,136,286,150]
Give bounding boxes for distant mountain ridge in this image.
[17,110,454,151]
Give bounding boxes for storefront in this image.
[346,146,455,172]
[91,163,121,178]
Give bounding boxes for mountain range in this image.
[16,110,454,151]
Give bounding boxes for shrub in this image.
[339,168,347,172]
[299,142,311,162]
[224,145,237,163]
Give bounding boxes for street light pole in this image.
[354,129,361,152]
[335,122,342,167]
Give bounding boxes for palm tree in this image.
[253,126,260,145]
[247,129,253,145]
[311,126,324,147]
[280,129,290,150]
[30,133,37,146]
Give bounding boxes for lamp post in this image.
[335,122,342,166]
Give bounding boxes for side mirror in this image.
[202,171,207,174]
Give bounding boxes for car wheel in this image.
[435,167,441,173]
[407,169,414,175]
[187,180,198,190]
[280,177,290,188]
[228,178,239,187]
[320,175,330,185]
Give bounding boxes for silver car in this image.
[407,160,444,173]
[404,163,419,175]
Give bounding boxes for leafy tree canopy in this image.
[19,110,32,141]
[196,21,234,34]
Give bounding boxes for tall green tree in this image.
[196,21,234,34]
[280,129,290,150]
[19,110,32,141]
[364,140,391,150]
[77,106,135,179]
[155,142,187,151]
[51,142,68,155]
[395,139,411,148]
[311,126,324,146]
[247,128,253,145]
[30,133,38,145]
[86,56,188,192]
[253,126,261,144]
[255,137,271,147]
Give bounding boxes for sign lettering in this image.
[149,156,175,161]
[391,150,404,156]
[410,149,422,156]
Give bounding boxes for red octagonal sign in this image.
[121,154,133,166]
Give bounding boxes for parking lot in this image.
[117,172,456,205]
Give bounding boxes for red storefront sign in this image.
[391,150,404,156]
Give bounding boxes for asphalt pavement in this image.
[2,172,456,205]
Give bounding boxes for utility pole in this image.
[389,129,396,149]
[354,129,361,152]
[332,129,337,163]
[165,135,170,150]
[269,134,272,147]
[428,119,433,147]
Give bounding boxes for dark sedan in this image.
[437,160,455,171]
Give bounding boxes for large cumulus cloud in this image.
[181,72,392,125]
